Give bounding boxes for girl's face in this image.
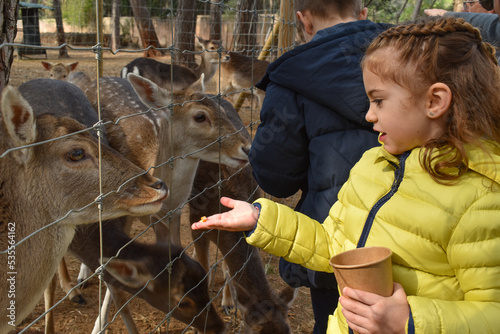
[363,68,440,155]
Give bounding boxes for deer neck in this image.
[155,126,201,208]
[196,54,219,84]
[0,171,75,326]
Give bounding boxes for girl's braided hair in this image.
[362,17,500,182]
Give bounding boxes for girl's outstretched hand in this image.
[191,197,259,232]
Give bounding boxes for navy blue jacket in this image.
[249,20,391,288]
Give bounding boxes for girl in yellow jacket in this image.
[192,17,500,334]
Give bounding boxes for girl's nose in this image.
[365,106,377,123]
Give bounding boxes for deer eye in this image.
[194,113,206,123]
[178,300,193,309]
[67,148,86,161]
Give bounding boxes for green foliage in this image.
[62,0,96,28]
[46,0,457,34]
[366,0,455,24]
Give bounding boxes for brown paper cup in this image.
[329,246,393,297]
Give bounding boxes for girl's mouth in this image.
[378,132,386,144]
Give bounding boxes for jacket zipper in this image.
[356,151,410,248]
[349,151,413,334]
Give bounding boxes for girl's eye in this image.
[67,148,86,161]
[371,99,383,106]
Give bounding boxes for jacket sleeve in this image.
[407,190,500,333]
[444,12,500,46]
[245,198,346,272]
[249,83,309,198]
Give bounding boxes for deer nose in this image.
[242,146,250,156]
[151,180,166,190]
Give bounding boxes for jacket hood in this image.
[257,20,392,127]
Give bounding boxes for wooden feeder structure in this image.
[18,1,53,59]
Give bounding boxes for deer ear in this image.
[195,35,203,49]
[41,61,53,71]
[191,73,205,94]
[68,62,79,71]
[102,257,155,290]
[277,286,297,309]
[127,72,173,109]
[1,85,36,165]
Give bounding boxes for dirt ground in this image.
[10,49,315,334]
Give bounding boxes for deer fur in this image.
[41,67,96,310]
[218,51,269,107]
[68,218,225,334]
[121,36,222,91]
[41,61,79,80]
[189,97,295,333]
[0,80,167,334]
[63,74,250,332]
[70,73,251,245]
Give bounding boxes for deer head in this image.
[41,61,79,80]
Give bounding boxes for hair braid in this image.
[370,17,483,49]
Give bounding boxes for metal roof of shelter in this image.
[18,2,53,10]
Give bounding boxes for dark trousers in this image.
[310,286,340,334]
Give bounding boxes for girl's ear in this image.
[426,83,452,119]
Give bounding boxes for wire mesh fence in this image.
[0,0,313,333]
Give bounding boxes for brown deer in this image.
[121,36,222,91]
[41,61,80,80]
[63,73,250,332]
[41,63,95,308]
[0,80,167,334]
[70,73,251,245]
[218,51,270,108]
[67,218,225,334]
[188,98,296,333]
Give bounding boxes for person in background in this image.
[462,0,495,13]
[194,16,500,334]
[425,0,495,16]
[425,0,500,52]
[248,0,391,332]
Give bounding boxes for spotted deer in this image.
[64,73,250,332]
[121,36,222,91]
[70,73,251,245]
[218,51,270,108]
[188,98,296,333]
[0,80,167,334]
[41,61,80,80]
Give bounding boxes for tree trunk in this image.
[209,2,222,41]
[111,0,121,52]
[231,0,260,54]
[53,0,68,58]
[174,0,196,67]
[129,0,162,57]
[0,0,18,92]
[411,0,424,21]
[395,0,409,24]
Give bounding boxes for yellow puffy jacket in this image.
[247,143,500,333]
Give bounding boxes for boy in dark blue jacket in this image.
[248,0,391,333]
